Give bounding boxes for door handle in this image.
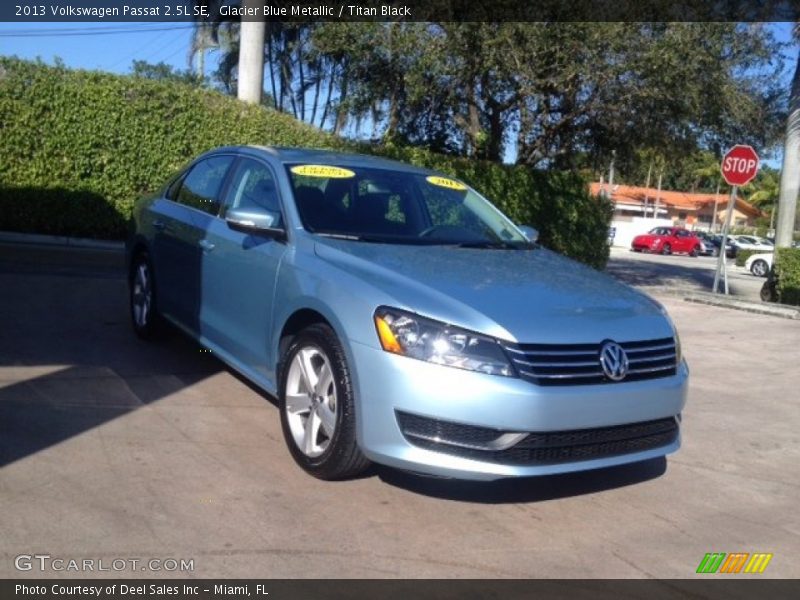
[153,220,167,231]
[198,239,215,252]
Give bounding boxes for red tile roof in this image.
[589,182,761,217]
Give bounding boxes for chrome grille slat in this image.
[519,369,604,380]
[628,353,676,364]
[624,343,675,353]
[504,346,596,357]
[504,337,677,386]
[627,364,676,375]
[517,359,601,368]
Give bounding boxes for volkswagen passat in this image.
[128,146,688,480]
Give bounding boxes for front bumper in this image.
[350,340,688,481]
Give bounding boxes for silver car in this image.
[128,146,688,481]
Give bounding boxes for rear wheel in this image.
[689,245,700,257]
[750,259,769,278]
[661,243,672,256]
[129,251,165,340]
[278,323,370,480]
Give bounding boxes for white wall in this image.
[609,216,673,248]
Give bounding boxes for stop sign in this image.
[721,145,759,186]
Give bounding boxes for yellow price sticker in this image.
[426,175,467,191]
[291,165,355,178]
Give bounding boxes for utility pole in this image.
[237,0,265,105]
[775,48,800,247]
[654,171,663,221]
[607,149,616,188]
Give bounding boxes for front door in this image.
[200,158,287,382]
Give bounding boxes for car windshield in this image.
[286,164,530,247]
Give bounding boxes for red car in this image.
[631,227,704,257]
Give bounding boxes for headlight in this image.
[373,307,514,376]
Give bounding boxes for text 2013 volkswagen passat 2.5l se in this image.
[128,146,688,481]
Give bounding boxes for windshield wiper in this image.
[315,232,362,241]
[455,240,531,250]
[315,232,406,244]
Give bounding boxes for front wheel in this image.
[661,243,672,256]
[278,324,370,480]
[750,259,769,278]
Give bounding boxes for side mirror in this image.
[518,225,539,243]
[225,208,286,240]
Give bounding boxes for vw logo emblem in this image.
[599,341,629,381]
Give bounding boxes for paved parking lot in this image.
[606,246,765,302]
[0,244,798,578]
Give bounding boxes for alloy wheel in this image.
[131,262,152,328]
[752,260,768,277]
[284,346,338,457]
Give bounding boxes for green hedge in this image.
[774,248,800,306]
[735,249,761,267]
[0,58,611,268]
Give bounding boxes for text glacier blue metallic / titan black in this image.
[127,146,688,481]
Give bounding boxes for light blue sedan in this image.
[127,146,688,481]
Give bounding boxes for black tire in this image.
[129,251,165,340]
[661,243,672,256]
[711,247,720,257]
[760,279,777,302]
[750,259,769,278]
[278,323,370,480]
[689,245,700,257]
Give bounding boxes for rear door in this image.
[156,155,236,333]
[674,230,693,253]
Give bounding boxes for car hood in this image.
[314,240,673,344]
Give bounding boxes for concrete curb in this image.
[682,291,800,320]
[0,230,124,252]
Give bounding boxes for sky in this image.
[0,21,798,168]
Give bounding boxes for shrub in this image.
[774,247,800,306]
[0,58,610,268]
[735,249,762,267]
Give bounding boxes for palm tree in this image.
[775,24,800,246]
[745,170,780,231]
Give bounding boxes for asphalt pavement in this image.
[0,241,798,578]
[606,246,765,302]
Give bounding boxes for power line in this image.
[0,25,196,38]
[106,29,173,71]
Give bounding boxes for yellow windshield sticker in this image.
[291,165,355,178]
[426,175,467,191]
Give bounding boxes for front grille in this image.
[502,337,677,386]
[396,411,679,466]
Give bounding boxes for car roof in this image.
[205,145,435,175]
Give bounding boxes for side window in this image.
[221,159,282,228]
[176,156,235,216]
[165,172,185,200]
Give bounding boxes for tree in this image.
[744,167,780,230]
[130,60,203,86]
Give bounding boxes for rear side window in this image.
[176,156,235,216]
